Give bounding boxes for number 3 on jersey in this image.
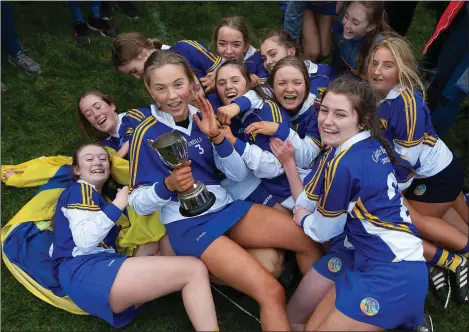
[195,144,204,155]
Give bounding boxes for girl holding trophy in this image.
[129,50,322,331]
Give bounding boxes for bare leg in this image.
[443,208,468,236]
[160,234,176,256]
[287,268,334,325]
[247,248,285,278]
[108,256,218,331]
[201,235,291,331]
[305,286,383,331]
[302,9,320,62]
[316,13,335,60]
[452,192,469,225]
[405,199,468,252]
[227,204,323,275]
[273,202,292,216]
[133,241,160,257]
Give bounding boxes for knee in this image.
[189,258,210,280]
[252,249,285,279]
[258,277,286,305]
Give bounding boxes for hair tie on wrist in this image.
[209,131,221,139]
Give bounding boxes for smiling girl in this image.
[213,16,269,83]
[129,50,322,331]
[368,36,469,304]
[331,1,389,77]
[50,143,219,329]
[272,76,427,331]
[217,30,335,126]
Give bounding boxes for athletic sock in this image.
[430,247,466,272]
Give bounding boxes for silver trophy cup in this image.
[148,130,216,217]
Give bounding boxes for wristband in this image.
[208,131,222,139]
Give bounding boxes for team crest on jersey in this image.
[126,128,134,136]
[327,257,342,273]
[360,297,380,316]
[414,184,426,196]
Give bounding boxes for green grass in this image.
[1,2,468,331]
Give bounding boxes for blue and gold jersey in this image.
[304,61,336,104]
[378,87,453,178]
[299,131,424,263]
[244,45,269,79]
[129,104,248,223]
[170,40,223,78]
[100,107,152,156]
[51,181,122,269]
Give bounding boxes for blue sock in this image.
[428,247,443,267]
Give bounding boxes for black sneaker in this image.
[415,314,434,332]
[87,17,117,37]
[449,256,468,304]
[429,266,451,308]
[100,1,114,20]
[73,21,90,46]
[115,1,139,19]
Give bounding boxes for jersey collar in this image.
[304,60,318,75]
[335,130,371,156]
[150,103,197,136]
[77,179,97,191]
[244,45,257,61]
[378,86,403,104]
[290,93,317,121]
[110,113,126,138]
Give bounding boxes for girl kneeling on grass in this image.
[50,143,219,330]
[129,50,321,331]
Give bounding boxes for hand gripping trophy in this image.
[147,130,216,217]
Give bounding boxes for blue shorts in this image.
[58,253,139,328]
[335,255,428,329]
[246,183,277,207]
[314,236,354,282]
[305,1,337,15]
[165,200,253,258]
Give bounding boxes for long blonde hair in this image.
[368,36,426,100]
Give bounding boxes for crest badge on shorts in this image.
[414,184,426,196]
[360,297,380,316]
[327,257,342,273]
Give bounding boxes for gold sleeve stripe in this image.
[126,113,143,122]
[355,198,412,233]
[267,101,282,123]
[81,183,87,205]
[307,135,321,147]
[130,109,145,118]
[322,147,350,206]
[305,149,332,197]
[402,90,417,142]
[394,137,423,147]
[182,40,217,63]
[66,204,101,211]
[317,204,347,217]
[129,117,158,189]
[207,56,223,73]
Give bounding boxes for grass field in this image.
[1,1,468,331]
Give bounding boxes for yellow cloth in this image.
[1,149,166,314]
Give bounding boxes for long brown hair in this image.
[111,32,164,68]
[267,57,311,113]
[213,16,251,50]
[345,1,390,74]
[321,75,413,174]
[215,60,270,105]
[76,89,118,141]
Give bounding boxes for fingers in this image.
[179,177,195,191]
[193,112,202,127]
[244,123,258,134]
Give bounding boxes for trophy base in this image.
[179,192,216,217]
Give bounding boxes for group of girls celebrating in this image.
[18,4,467,332]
